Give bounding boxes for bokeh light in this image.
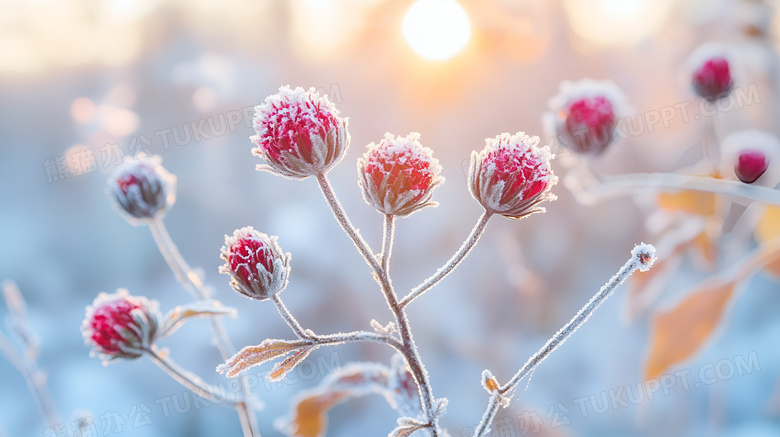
[402,0,471,60]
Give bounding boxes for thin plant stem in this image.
[315,173,439,435]
[571,172,780,207]
[472,244,655,437]
[401,210,493,308]
[315,173,382,274]
[271,294,311,340]
[145,347,239,405]
[147,218,259,437]
[381,214,395,273]
[0,331,61,428]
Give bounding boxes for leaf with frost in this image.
[160,300,237,337]
[217,338,311,377]
[269,345,318,382]
[277,357,422,437]
[389,417,429,437]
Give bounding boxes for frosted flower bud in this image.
[251,85,349,179]
[721,130,780,187]
[686,44,734,102]
[220,227,291,301]
[81,290,162,362]
[543,78,629,155]
[357,132,444,217]
[106,156,176,224]
[692,57,733,102]
[468,132,558,219]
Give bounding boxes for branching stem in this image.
[147,218,259,437]
[401,210,492,308]
[472,244,655,437]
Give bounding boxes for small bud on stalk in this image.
[358,132,444,217]
[220,227,291,301]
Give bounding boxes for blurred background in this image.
[2,0,780,436]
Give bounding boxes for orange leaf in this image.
[269,345,317,382]
[754,206,780,243]
[657,190,716,216]
[217,339,310,377]
[645,281,735,379]
[288,391,350,437]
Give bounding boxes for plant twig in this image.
[0,331,61,428]
[401,210,492,307]
[145,347,240,405]
[472,243,656,437]
[569,172,780,207]
[271,294,312,340]
[316,173,383,275]
[315,173,440,435]
[147,218,259,436]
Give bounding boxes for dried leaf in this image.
[269,345,317,382]
[284,391,350,437]
[217,339,311,377]
[754,205,780,243]
[161,300,236,337]
[657,190,716,216]
[645,280,736,379]
[278,358,420,437]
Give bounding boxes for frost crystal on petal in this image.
[468,132,557,219]
[358,132,444,216]
[220,226,291,301]
[251,85,349,179]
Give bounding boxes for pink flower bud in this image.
[468,132,557,219]
[357,132,444,217]
[220,227,291,301]
[734,149,768,184]
[106,156,177,224]
[721,130,780,187]
[544,79,629,155]
[82,290,161,362]
[251,86,349,179]
[692,57,733,102]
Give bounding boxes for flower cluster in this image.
[251,85,349,179]
[357,132,444,216]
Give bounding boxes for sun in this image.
[402,0,471,61]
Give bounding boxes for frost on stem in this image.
[472,243,656,437]
[220,226,291,301]
[106,155,176,225]
[251,85,349,179]
[358,132,445,217]
[81,290,162,363]
[468,132,557,219]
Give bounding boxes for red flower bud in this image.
[82,290,161,362]
[106,156,176,224]
[468,132,557,219]
[358,133,444,216]
[220,227,291,301]
[251,86,349,179]
[692,57,733,102]
[734,149,768,184]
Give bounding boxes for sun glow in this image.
[402,0,471,61]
